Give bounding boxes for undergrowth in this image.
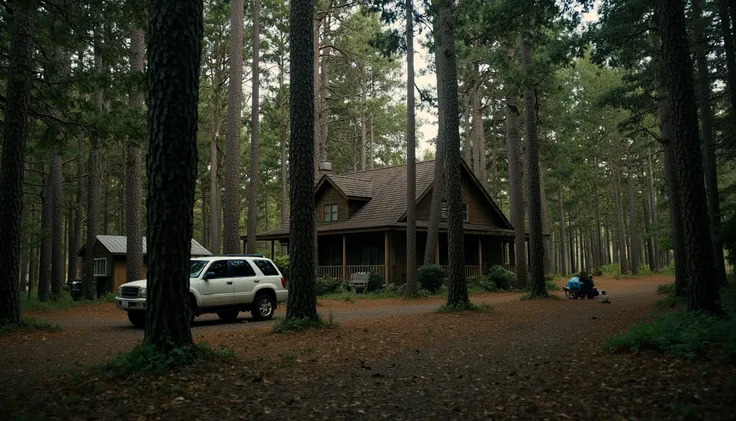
[21,290,115,313]
[0,317,62,335]
[656,283,676,295]
[321,289,402,301]
[272,312,339,333]
[604,288,736,361]
[436,302,490,313]
[105,342,235,377]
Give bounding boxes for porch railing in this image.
[438,265,481,278]
[317,265,386,282]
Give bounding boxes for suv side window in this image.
[207,260,229,278]
[253,259,279,276]
[230,260,256,277]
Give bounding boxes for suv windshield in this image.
[190,260,208,278]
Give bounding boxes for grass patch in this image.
[320,289,402,301]
[604,289,736,361]
[436,302,491,313]
[21,290,115,313]
[656,283,676,295]
[0,317,62,335]
[104,342,235,377]
[272,313,339,333]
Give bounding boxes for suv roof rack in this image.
[206,254,266,258]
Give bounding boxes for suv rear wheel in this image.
[217,310,239,321]
[127,311,145,328]
[251,293,275,321]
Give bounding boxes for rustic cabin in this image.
[243,159,525,283]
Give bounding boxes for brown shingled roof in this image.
[244,160,514,240]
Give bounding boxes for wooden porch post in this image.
[342,234,347,282]
[435,241,440,265]
[384,232,390,280]
[478,236,483,273]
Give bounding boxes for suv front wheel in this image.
[127,311,145,328]
[251,293,275,321]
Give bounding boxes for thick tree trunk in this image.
[435,0,468,307]
[280,60,288,226]
[604,221,611,265]
[143,0,203,349]
[693,0,728,287]
[463,92,473,168]
[210,129,220,253]
[50,149,64,299]
[471,63,487,189]
[246,0,261,254]
[658,81,688,297]
[627,160,638,275]
[320,16,330,167]
[613,171,628,274]
[0,0,33,322]
[287,0,318,321]
[718,0,736,124]
[659,0,721,313]
[223,0,244,254]
[521,37,546,296]
[593,161,602,269]
[558,185,566,274]
[126,26,145,285]
[38,178,52,301]
[68,139,84,282]
[647,151,660,272]
[507,94,526,286]
[313,15,322,178]
[405,0,418,298]
[370,114,375,169]
[361,107,367,171]
[643,197,655,272]
[539,166,551,275]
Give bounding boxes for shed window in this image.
[93,258,108,276]
[441,200,469,222]
[323,204,338,222]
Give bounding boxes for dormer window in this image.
[441,200,469,222]
[324,204,338,222]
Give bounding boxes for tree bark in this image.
[143,0,203,349]
[435,0,468,307]
[287,0,318,321]
[613,171,628,274]
[521,36,546,296]
[593,159,602,269]
[68,139,84,282]
[539,165,551,275]
[627,158,638,275]
[39,177,52,301]
[279,56,288,225]
[558,185,566,274]
[718,0,736,125]
[659,0,721,313]
[506,93,526,286]
[223,0,244,254]
[50,148,64,299]
[405,0,418,298]
[313,15,322,178]
[126,25,145,285]
[647,150,660,272]
[210,128,220,252]
[246,0,261,254]
[471,63,487,189]
[643,196,655,272]
[693,0,728,287]
[0,0,33,323]
[463,91,472,168]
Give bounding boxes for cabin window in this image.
[323,204,338,222]
[361,246,379,265]
[441,200,469,222]
[93,258,108,276]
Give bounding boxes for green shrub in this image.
[479,277,499,292]
[0,317,62,335]
[273,255,289,280]
[592,268,603,276]
[417,265,445,293]
[105,342,234,376]
[637,264,653,275]
[316,277,339,296]
[604,311,736,361]
[545,280,561,291]
[656,283,675,295]
[661,260,676,275]
[367,272,385,292]
[483,265,516,290]
[600,263,621,276]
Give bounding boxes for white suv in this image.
[115,255,288,328]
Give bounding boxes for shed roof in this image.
[77,235,211,257]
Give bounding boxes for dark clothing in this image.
[580,276,596,299]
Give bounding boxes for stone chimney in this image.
[318,161,332,177]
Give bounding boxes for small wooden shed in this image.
[77,235,211,291]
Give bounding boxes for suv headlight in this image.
[139,288,147,298]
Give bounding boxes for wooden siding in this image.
[415,172,505,228]
[315,183,349,223]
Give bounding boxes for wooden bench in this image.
[350,272,370,293]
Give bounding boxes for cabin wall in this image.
[316,185,349,223]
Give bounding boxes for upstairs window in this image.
[441,200,469,222]
[323,204,338,222]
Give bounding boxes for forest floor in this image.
[2,275,735,420]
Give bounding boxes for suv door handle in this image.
[253,280,260,283]
[226,281,233,285]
